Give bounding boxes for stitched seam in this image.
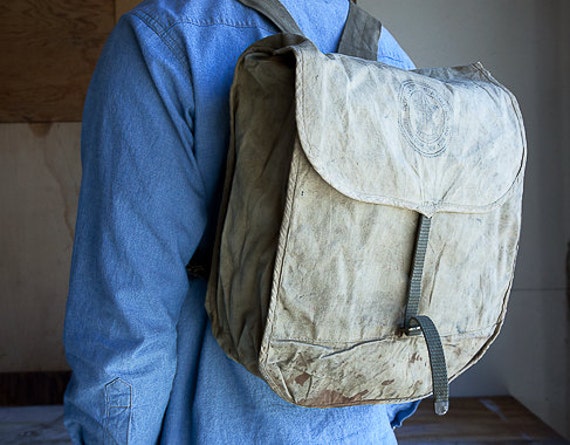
[379,54,412,64]
[273,323,501,346]
[163,19,275,32]
[132,10,188,68]
[135,9,274,37]
[133,9,276,69]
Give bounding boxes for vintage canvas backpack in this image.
[204,0,526,415]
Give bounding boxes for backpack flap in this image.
[295,49,526,217]
[253,40,526,407]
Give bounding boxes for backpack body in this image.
[206,2,526,413]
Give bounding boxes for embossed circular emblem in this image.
[399,80,451,157]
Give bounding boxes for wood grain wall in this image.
[0,1,114,123]
[1,0,139,373]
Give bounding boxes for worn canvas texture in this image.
[206,34,527,407]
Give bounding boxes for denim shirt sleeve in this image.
[378,27,416,69]
[63,14,201,444]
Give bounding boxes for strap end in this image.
[434,399,449,416]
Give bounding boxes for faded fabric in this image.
[62,0,419,444]
[207,35,526,407]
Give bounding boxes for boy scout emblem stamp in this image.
[400,80,451,157]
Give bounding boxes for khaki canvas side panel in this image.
[206,49,298,373]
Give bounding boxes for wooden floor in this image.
[395,397,568,444]
[0,397,567,443]
[0,406,69,445]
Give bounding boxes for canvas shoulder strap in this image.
[237,0,381,61]
[337,2,382,60]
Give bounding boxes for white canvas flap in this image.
[294,45,527,216]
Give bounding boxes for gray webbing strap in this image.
[402,214,449,416]
[337,1,382,61]
[403,215,431,331]
[238,0,302,35]
[408,315,449,415]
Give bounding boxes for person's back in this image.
[63,0,417,442]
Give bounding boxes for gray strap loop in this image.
[337,1,382,60]
[238,0,303,35]
[409,315,449,415]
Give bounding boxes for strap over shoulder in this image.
[237,0,381,60]
[337,1,382,60]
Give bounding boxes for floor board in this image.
[0,397,567,443]
[395,397,569,444]
[0,406,69,445]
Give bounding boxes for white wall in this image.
[361,0,569,437]
[561,0,570,434]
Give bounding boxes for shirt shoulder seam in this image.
[130,10,190,69]
[132,9,275,63]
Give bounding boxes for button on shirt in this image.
[63,0,418,443]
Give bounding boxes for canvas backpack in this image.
[204,0,527,415]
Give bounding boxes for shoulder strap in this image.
[237,0,381,61]
[337,1,382,61]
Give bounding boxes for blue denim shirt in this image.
[63,0,417,443]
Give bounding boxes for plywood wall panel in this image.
[0,123,81,371]
[115,0,141,22]
[0,0,115,123]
